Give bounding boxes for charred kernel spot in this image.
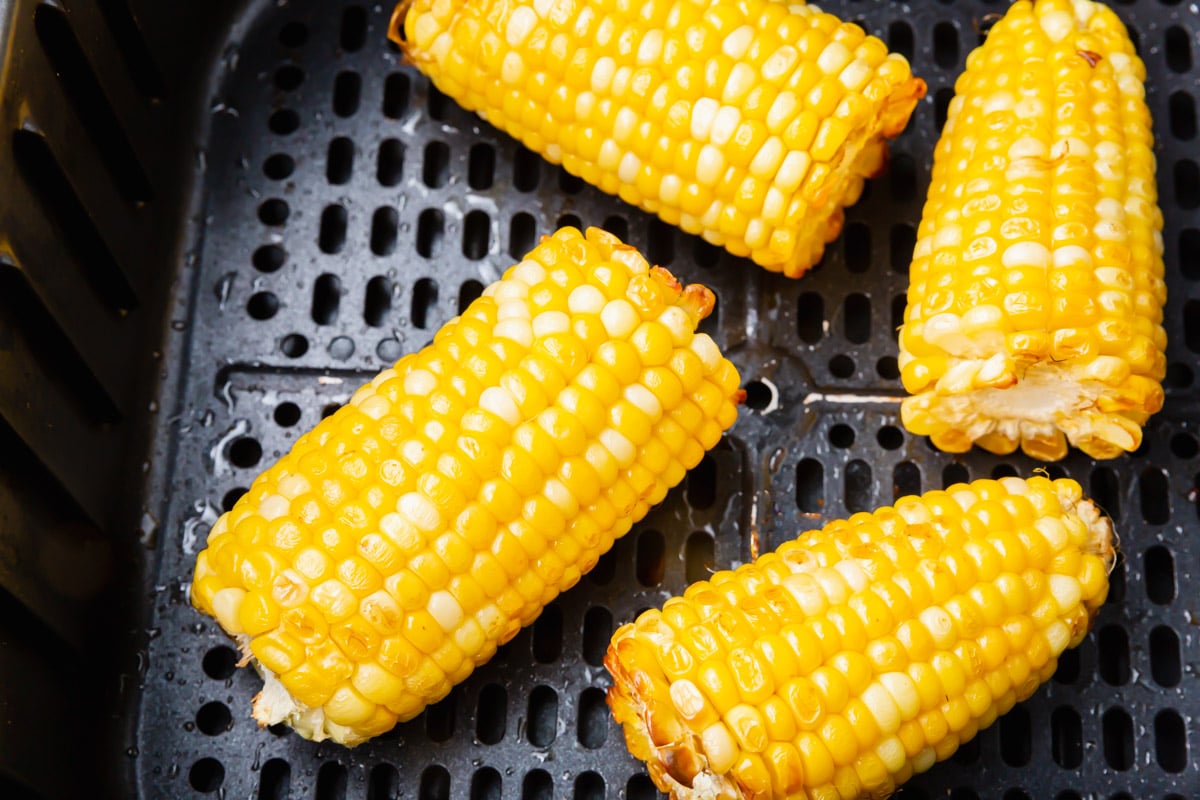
[1076,49,1102,67]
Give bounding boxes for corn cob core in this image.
[898,0,1166,462]
[190,227,742,745]
[391,0,924,278]
[606,477,1114,800]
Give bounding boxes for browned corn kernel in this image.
[191,227,742,745]
[606,477,1114,799]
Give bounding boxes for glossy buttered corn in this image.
[390,0,924,278]
[191,227,742,745]
[899,0,1166,461]
[606,477,1115,800]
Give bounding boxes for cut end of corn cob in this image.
[390,0,924,278]
[190,226,742,745]
[606,476,1114,800]
[898,0,1165,462]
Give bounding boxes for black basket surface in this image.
[129,1,1198,799]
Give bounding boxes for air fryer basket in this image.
[0,0,1196,798]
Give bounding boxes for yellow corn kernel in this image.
[190,228,741,746]
[392,0,922,278]
[900,0,1165,461]
[606,478,1114,798]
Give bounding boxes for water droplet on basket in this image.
[126,747,139,758]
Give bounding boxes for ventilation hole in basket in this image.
[517,770,551,800]
[365,765,398,800]
[258,198,290,226]
[843,223,871,273]
[686,455,717,509]
[382,73,410,120]
[934,87,954,132]
[557,213,582,231]
[544,167,579,197]
[1180,228,1200,279]
[844,294,871,343]
[247,291,279,320]
[1169,91,1196,141]
[360,276,391,327]
[196,701,232,736]
[273,402,301,428]
[633,529,665,587]
[466,143,496,190]
[321,403,342,420]
[311,274,342,325]
[1166,363,1195,392]
[698,292,720,338]
[268,109,300,135]
[875,355,899,380]
[1052,706,1083,768]
[510,213,537,258]
[889,153,917,202]
[470,768,501,800]
[942,463,969,488]
[889,296,907,335]
[1055,793,1081,800]
[991,463,1018,479]
[328,337,354,361]
[319,205,348,254]
[1168,432,1198,460]
[888,20,914,60]
[203,646,238,679]
[893,462,920,500]
[279,21,307,47]
[1166,25,1192,72]
[582,606,612,666]
[412,278,439,329]
[258,759,290,800]
[1103,708,1134,771]
[274,64,304,91]
[1098,625,1130,685]
[574,772,604,800]
[829,355,855,378]
[1176,160,1200,208]
[526,687,558,747]
[463,210,490,260]
[419,766,450,800]
[316,763,348,800]
[425,690,456,743]
[1139,468,1170,523]
[742,380,773,411]
[229,437,262,468]
[903,789,931,800]
[1003,792,1030,800]
[514,146,541,191]
[596,215,625,241]
[339,5,367,51]
[427,84,451,120]
[368,207,399,257]
[220,487,247,512]
[949,790,978,800]
[368,144,401,190]
[933,22,960,68]
[829,424,855,449]
[423,141,450,188]
[1150,625,1181,687]
[417,210,446,258]
[588,550,616,586]
[626,775,660,800]
[1108,555,1127,604]
[693,238,721,268]
[889,224,916,275]
[280,333,308,358]
[578,688,608,749]
[1154,709,1187,772]
[685,530,715,583]
[952,736,979,765]
[797,458,823,513]
[648,219,676,262]
[263,153,295,180]
[476,684,506,744]
[874,427,903,451]
[1053,645,1080,684]
[793,292,823,344]
[326,137,354,186]
[1144,545,1175,604]
[532,603,562,664]
[459,280,484,313]
[333,71,362,117]
[188,758,224,793]
[1090,466,1120,520]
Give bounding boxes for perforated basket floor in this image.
[136,1,1198,798]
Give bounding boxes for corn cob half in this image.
[190,227,742,745]
[607,476,1114,799]
[390,0,924,278]
[898,0,1166,461]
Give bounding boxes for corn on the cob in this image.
[607,476,1114,800]
[190,227,742,745]
[389,0,924,278]
[898,0,1165,461]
